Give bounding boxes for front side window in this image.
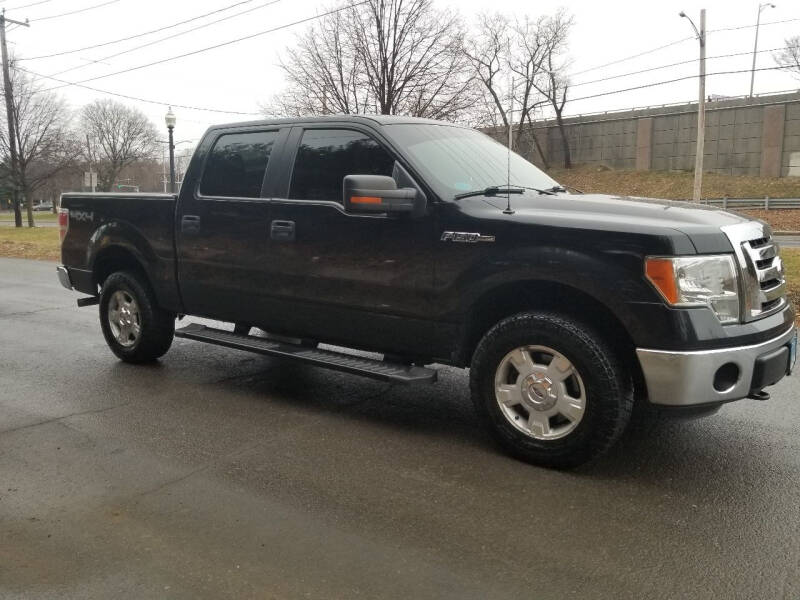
[289,129,394,203]
[201,130,279,198]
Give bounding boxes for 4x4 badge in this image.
[440,231,495,243]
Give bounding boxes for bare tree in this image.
[268,0,475,121]
[531,9,574,168]
[0,64,78,227]
[509,15,552,168]
[270,9,367,116]
[465,11,569,169]
[464,13,511,130]
[774,36,800,78]
[38,167,82,211]
[80,99,158,192]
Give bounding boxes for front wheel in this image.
[99,271,175,363]
[470,311,633,469]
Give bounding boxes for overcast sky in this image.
[4,0,799,146]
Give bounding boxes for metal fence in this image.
[700,197,800,210]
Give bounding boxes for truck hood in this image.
[482,192,754,254]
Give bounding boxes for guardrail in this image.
[700,197,800,210]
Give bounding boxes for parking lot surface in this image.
[1,257,798,599]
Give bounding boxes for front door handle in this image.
[181,215,201,234]
[271,220,295,242]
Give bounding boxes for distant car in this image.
[33,203,52,212]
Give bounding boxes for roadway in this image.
[1,258,798,599]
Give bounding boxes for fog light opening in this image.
[713,363,740,393]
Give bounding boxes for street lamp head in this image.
[679,10,687,17]
[164,106,176,130]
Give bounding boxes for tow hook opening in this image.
[713,362,740,393]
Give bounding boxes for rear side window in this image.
[289,129,394,203]
[201,131,279,198]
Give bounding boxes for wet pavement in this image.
[1,257,798,599]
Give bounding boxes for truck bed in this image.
[60,192,180,310]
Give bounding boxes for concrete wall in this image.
[499,92,800,177]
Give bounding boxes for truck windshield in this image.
[385,123,560,201]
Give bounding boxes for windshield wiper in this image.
[454,186,525,200]
[542,184,583,194]
[519,186,557,196]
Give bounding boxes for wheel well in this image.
[92,246,148,291]
[463,280,646,399]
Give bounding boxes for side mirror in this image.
[343,174,419,216]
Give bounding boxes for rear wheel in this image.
[470,311,633,469]
[99,271,174,363]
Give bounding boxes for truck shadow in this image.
[208,356,786,489]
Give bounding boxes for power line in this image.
[708,16,800,34]
[14,63,262,115]
[49,0,282,78]
[39,1,370,92]
[19,58,790,121]
[569,36,695,78]
[571,45,798,89]
[19,0,259,60]
[567,16,800,79]
[29,0,120,22]
[567,65,791,105]
[4,0,56,10]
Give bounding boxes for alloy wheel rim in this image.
[494,345,586,440]
[108,290,141,348]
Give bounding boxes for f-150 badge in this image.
[440,231,495,243]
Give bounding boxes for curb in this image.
[775,231,800,236]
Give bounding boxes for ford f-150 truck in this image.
[57,115,797,468]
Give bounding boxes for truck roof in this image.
[209,114,467,132]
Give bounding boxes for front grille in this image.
[722,222,787,322]
[748,237,770,248]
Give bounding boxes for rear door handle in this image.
[271,220,295,242]
[181,215,201,234]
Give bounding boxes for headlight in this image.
[646,255,740,324]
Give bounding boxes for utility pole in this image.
[749,3,776,98]
[0,10,29,227]
[680,8,706,202]
[695,9,706,203]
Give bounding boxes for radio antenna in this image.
[504,77,515,215]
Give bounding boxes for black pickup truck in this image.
[57,115,797,468]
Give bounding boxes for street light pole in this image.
[680,9,706,202]
[749,3,776,97]
[165,107,176,194]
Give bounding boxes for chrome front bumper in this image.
[637,326,797,406]
[56,266,72,290]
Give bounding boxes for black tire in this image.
[470,311,633,469]
[99,271,175,363]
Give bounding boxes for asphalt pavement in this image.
[1,257,799,600]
